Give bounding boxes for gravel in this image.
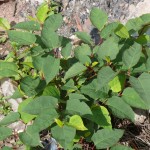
[59,0,145,37]
[0,0,146,37]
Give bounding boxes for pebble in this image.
[129,4,136,12]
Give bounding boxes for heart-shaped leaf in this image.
[90,8,108,31]
[0,112,20,126]
[91,129,124,149]
[107,96,135,122]
[68,115,87,131]
[23,96,58,115]
[7,31,36,45]
[0,127,12,141]
[51,125,76,150]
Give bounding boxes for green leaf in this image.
[68,115,87,131]
[20,76,46,97]
[122,87,149,110]
[19,125,41,147]
[140,13,150,24]
[136,35,150,45]
[0,36,7,43]
[32,109,58,132]
[7,31,36,45]
[64,62,86,80]
[41,27,60,49]
[125,17,143,33]
[76,32,93,45]
[91,129,124,149]
[129,73,150,108]
[55,118,64,127]
[31,46,45,70]
[109,74,125,92]
[61,79,77,91]
[115,24,129,38]
[43,13,63,31]
[97,66,117,90]
[61,42,72,59]
[42,55,60,84]
[36,2,49,23]
[0,61,18,78]
[42,85,60,99]
[31,45,45,56]
[90,106,112,128]
[97,37,119,60]
[18,98,36,123]
[23,96,58,115]
[107,96,135,122]
[13,21,40,31]
[101,22,119,39]
[51,125,76,150]
[2,146,12,150]
[32,54,45,71]
[0,112,20,126]
[74,44,92,64]
[32,52,60,84]
[132,56,147,73]
[59,36,71,47]
[146,57,150,71]
[0,17,10,30]
[73,144,82,149]
[11,88,23,99]
[81,79,109,99]
[0,127,12,140]
[66,99,92,116]
[69,93,88,101]
[90,7,108,31]
[111,144,133,150]
[122,42,141,69]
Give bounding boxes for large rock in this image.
[0,78,22,112]
[128,0,150,19]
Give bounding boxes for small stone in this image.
[4,143,12,147]
[134,109,147,124]
[129,4,136,12]
[124,3,129,8]
[8,121,26,133]
[9,139,15,144]
[113,0,118,3]
[70,28,76,33]
[120,14,125,21]
[0,141,4,148]
[124,0,129,3]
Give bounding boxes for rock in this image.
[58,0,145,37]
[25,0,44,5]
[8,121,26,133]
[134,108,147,124]
[127,0,150,19]
[0,78,22,112]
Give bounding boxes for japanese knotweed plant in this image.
[0,6,150,150]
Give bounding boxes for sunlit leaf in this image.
[0,18,10,30]
[68,115,87,131]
